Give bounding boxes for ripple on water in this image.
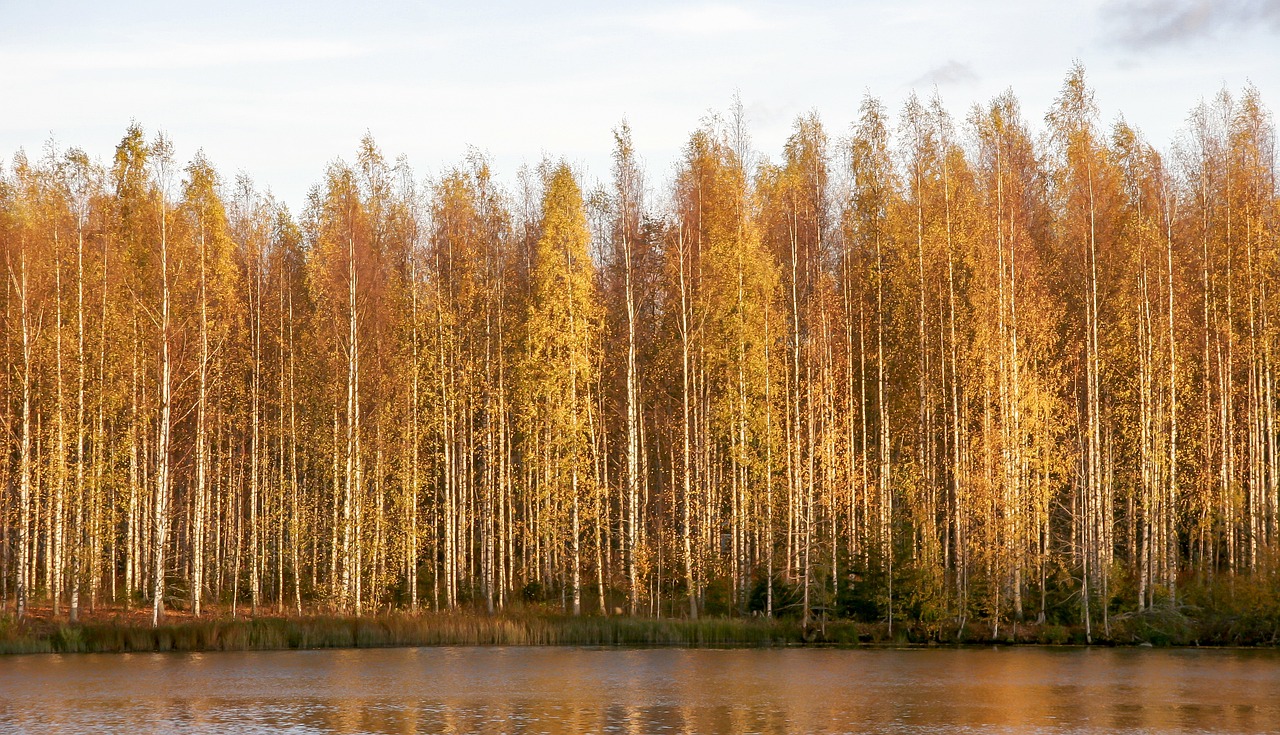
[0,647,1277,734]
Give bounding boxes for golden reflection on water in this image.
[1,646,1278,734]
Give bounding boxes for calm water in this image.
[1,646,1278,734]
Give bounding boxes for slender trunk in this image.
[678,229,697,620]
[13,252,32,620]
[624,225,640,616]
[70,221,85,622]
[343,231,357,612]
[194,214,209,616]
[1165,178,1179,601]
[152,183,172,628]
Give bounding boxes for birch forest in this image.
[3,67,1279,638]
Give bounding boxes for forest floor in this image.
[3,600,1277,654]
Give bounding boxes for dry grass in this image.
[0,605,806,654]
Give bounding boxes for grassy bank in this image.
[0,612,810,654]
[1,605,1276,654]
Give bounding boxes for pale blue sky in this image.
[2,0,1276,208]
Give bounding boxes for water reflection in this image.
[1,646,1278,734]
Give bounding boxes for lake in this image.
[1,646,1277,733]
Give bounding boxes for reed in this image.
[0,612,811,654]
[3,592,1275,654]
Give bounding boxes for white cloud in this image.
[1102,0,1280,47]
[910,60,979,89]
[0,38,364,73]
[622,4,776,35]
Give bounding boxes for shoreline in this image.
[3,607,1276,654]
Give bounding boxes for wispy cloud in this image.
[0,38,364,73]
[622,4,775,35]
[910,60,978,88]
[1102,0,1280,48]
